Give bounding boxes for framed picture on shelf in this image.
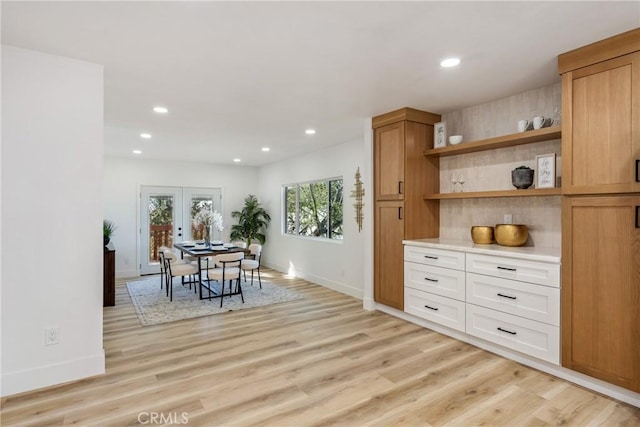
[434,122,447,148]
[536,153,556,188]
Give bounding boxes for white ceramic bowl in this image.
[449,135,463,145]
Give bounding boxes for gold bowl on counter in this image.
[470,226,495,244]
[494,224,529,247]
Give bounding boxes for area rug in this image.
[126,276,304,326]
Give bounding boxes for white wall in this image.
[103,157,259,278]
[1,46,105,396]
[258,139,365,298]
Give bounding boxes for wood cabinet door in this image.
[562,195,640,392]
[562,52,640,194]
[374,122,405,201]
[374,201,405,310]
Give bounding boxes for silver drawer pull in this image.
[497,266,517,272]
[424,277,439,282]
[497,293,517,300]
[497,327,517,335]
[424,255,439,260]
[424,305,439,311]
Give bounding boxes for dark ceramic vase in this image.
[104,235,110,246]
[512,168,534,189]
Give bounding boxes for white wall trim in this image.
[372,303,640,408]
[265,262,363,300]
[1,351,105,397]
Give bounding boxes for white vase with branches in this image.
[194,210,224,243]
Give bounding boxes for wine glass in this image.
[450,174,458,192]
[458,174,465,192]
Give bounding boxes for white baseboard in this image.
[1,351,105,397]
[362,297,375,311]
[265,262,363,300]
[372,303,640,408]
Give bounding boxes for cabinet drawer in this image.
[404,287,465,332]
[466,273,560,325]
[466,304,559,364]
[405,262,466,301]
[404,245,465,270]
[466,253,560,287]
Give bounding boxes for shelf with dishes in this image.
[424,188,562,200]
[424,126,561,157]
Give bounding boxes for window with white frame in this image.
[284,177,343,240]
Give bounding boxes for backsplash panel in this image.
[439,196,561,248]
[438,83,562,249]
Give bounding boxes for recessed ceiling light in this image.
[132,150,142,154]
[305,129,316,135]
[140,133,152,139]
[233,158,241,163]
[261,147,270,152]
[153,106,168,113]
[440,57,461,68]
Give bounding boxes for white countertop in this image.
[403,238,561,263]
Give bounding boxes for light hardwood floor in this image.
[1,269,639,426]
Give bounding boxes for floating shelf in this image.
[424,188,562,200]
[424,126,561,157]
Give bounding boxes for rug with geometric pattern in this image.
[126,276,304,326]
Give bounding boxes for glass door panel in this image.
[183,187,222,242]
[140,186,183,275]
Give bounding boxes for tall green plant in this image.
[230,195,271,246]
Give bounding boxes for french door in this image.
[140,186,222,275]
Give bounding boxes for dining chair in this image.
[212,242,246,268]
[158,245,187,291]
[206,252,244,307]
[241,244,262,289]
[162,250,199,301]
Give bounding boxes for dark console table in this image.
[103,242,115,307]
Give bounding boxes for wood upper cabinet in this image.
[375,122,405,201]
[561,195,640,392]
[559,29,640,194]
[372,108,440,311]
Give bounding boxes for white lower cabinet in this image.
[404,262,465,301]
[404,287,466,332]
[466,272,560,325]
[404,241,561,365]
[465,304,560,364]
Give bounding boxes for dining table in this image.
[173,242,246,300]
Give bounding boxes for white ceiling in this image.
[2,1,639,166]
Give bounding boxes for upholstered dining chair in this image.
[158,245,187,291]
[241,244,262,289]
[162,250,199,301]
[206,252,244,307]
[212,242,246,268]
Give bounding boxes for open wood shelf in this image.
[424,188,562,200]
[424,126,561,157]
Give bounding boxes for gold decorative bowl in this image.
[471,226,495,244]
[494,224,529,247]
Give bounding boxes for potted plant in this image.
[511,166,534,189]
[230,195,271,247]
[103,219,117,247]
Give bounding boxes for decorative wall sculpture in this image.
[350,167,364,232]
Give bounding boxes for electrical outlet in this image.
[503,214,513,224]
[45,327,59,346]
